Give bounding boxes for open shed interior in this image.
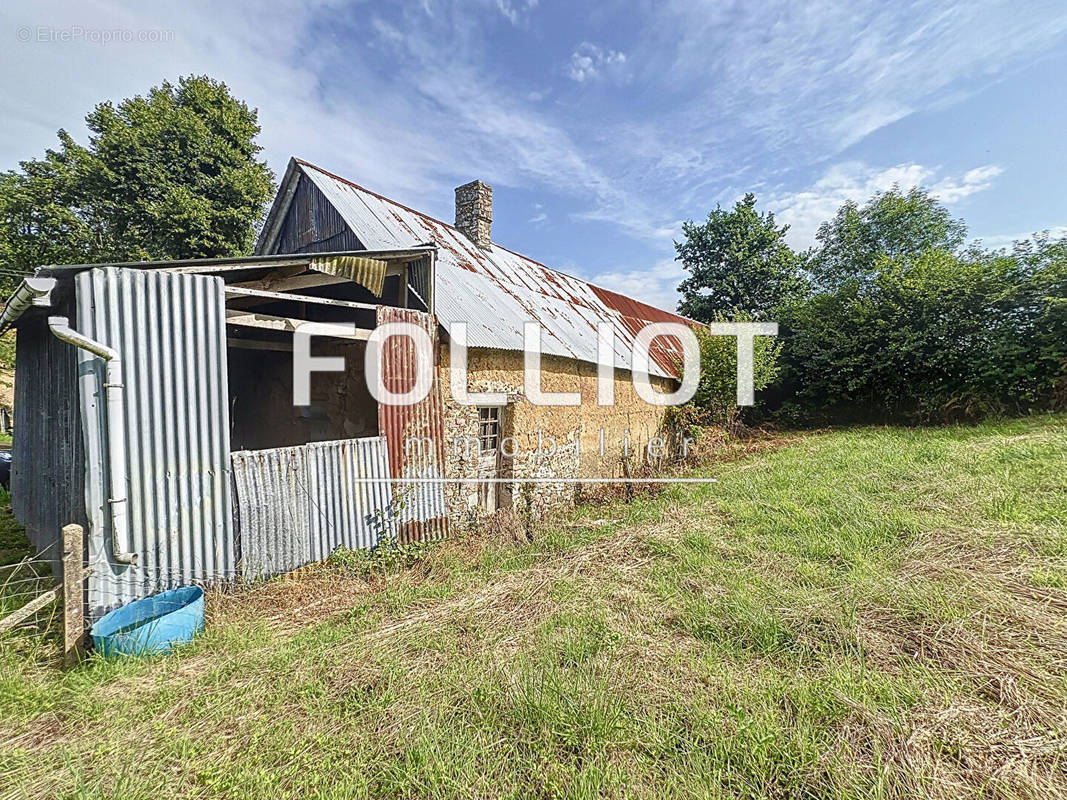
[228,340,376,451]
[171,250,434,452]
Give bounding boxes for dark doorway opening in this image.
[227,340,377,451]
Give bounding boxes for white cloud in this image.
[0,0,1062,279]
[0,0,453,203]
[589,258,684,313]
[494,0,538,26]
[767,162,1003,249]
[345,11,682,242]
[930,166,1004,203]
[646,1,1067,160]
[566,42,627,83]
[0,0,670,243]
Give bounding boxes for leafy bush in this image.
[667,313,781,435]
[329,535,433,578]
[328,490,434,577]
[673,184,1066,424]
[778,238,1067,421]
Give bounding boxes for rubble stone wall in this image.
[439,346,676,525]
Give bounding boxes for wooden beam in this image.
[226,268,353,310]
[225,310,372,340]
[62,523,85,666]
[224,285,380,311]
[229,272,350,292]
[170,249,433,274]
[256,162,301,255]
[0,585,61,634]
[170,257,314,275]
[258,263,307,287]
[0,554,94,638]
[44,247,436,273]
[226,337,294,352]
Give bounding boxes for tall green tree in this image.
[809,186,966,291]
[0,137,103,275]
[676,193,806,321]
[0,75,274,295]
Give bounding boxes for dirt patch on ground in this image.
[207,564,380,633]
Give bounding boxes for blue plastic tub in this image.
[90,586,204,657]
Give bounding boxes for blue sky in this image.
[2,0,1067,309]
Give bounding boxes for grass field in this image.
[1,416,1066,799]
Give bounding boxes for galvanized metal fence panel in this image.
[231,446,310,580]
[231,436,395,580]
[76,267,233,618]
[307,437,395,560]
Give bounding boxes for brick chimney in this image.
[454,180,492,250]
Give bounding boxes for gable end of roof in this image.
[258,157,692,378]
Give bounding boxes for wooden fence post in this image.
[62,523,85,666]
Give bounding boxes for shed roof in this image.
[259,159,691,379]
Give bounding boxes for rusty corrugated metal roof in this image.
[293,159,690,378]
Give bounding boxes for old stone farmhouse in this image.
[256,158,691,523]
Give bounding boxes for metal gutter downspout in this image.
[0,277,57,331]
[48,316,137,564]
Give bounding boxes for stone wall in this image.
[439,346,676,526]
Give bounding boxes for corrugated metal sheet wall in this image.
[275,174,363,254]
[11,302,87,573]
[376,307,449,542]
[231,445,309,580]
[76,267,234,617]
[231,436,395,579]
[407,255,432,311]
[306,437,395,559]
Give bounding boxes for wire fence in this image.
[0,538,63,651]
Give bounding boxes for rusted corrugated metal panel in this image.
[231,437,395,579]
[231,446,309,580]
[10,302,87,574]
[76,267,233,618]
[376,307,449,542]
[589,284,689,376]
[296,159,690,378]
[306,436,396,557]
[308,255,387,297]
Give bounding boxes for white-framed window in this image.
[478,406,500,453]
